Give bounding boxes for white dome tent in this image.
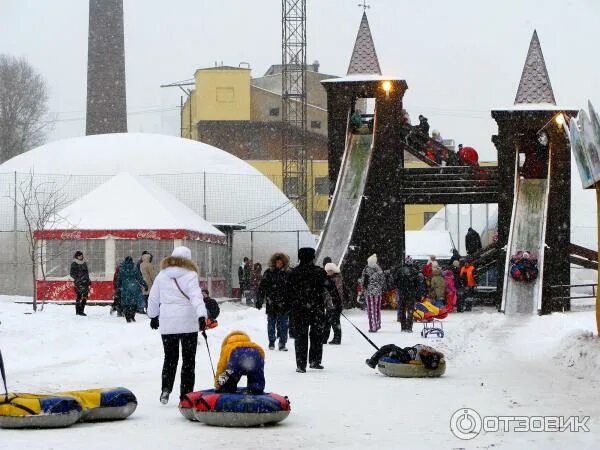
[35,173,227,301]
[0,133,314,297]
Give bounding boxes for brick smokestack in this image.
[86,0,127,135]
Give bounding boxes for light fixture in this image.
[382,80,391,97]
[555,113,565,126]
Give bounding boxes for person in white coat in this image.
[148,246,207,404]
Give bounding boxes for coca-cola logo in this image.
[60,231,82,240]
[136,230,159,239]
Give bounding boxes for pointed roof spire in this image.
[514,30,556,105]
[347,12,382,76]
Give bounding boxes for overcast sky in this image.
[1,0,599,160]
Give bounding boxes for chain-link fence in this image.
[0,171,315,296]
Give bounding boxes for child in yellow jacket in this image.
[215,331,266,394]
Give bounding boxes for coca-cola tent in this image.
[34,172,228,302]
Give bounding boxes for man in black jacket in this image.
[465,227,483,256]
[256,253,290,351]
[70,251,91,316]
[288,248,328,372]
[393,256,420,332]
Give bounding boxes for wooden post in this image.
[596,184,600,335]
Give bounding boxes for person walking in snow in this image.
[442,267,457,311]
[238,257,252,302]
[323,262,345,345]
[394,256,419,332]
[117,256,147,323]
[256,253,291,351]
[288,247,328,372]
[246,262,263,307]
[147,246,208,404]
[361,254,385,333]
[465,227,483,256]
[139,252,156,311]
[430,266,447,304]
[70,251,91,316]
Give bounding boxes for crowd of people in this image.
[66,224,485,403]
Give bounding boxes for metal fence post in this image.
[13,172,18,295]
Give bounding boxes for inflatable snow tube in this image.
[377,357,446,378]
[59,387,138,422]
[0,394,82,429]
[180,389,291,427]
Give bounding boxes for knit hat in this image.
[452,260,460,268]
[324,263,340,274]
[172,246,192,260]
[73,251,83,259]
[405,255,414,265]
[367,254,377,267]
[298,247,316,264]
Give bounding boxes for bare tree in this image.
[0,54,51,164]
[12,172,71,311]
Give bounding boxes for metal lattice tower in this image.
[281,0,307,219]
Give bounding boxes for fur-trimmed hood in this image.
[160,256,198,274]
[268,252,290,269]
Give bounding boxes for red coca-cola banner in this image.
[36,279,227,301]
[34,229,226,245]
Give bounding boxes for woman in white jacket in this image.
[148,246,207,404]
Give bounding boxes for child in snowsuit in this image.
[202,288,220,328]
[215,331,265,394]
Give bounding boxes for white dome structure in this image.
[0,133,315,294]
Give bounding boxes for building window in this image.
[313,211,327,230]
[311,120,321,129]
[315,176,329,195]
[283,177,300,197]
[216,87,235,103]
[423,211,436,225]
[269,107,280,117]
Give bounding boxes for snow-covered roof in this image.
[405,231,454,260]
[322,74,403,84]
[0,133,263,176]
[48,172,224,239]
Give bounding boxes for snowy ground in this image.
[1,296,599,450]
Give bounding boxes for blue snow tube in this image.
[179,388,291,427]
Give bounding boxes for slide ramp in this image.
[316,132,374,267]
[501,177,550,314]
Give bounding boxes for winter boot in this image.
[160,390,170,405]
[296,367,306,373]
[278,345,288,351]
[365,358,377,369]
[268,343,275,350]
[309,363,324,370]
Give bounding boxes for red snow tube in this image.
[458,146,479,166]
[179,389,291,427]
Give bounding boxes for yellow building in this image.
[181,66,251,139]
[179,64,451,233]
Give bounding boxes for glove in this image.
[150,316,159,330]
[198,316,206,332]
